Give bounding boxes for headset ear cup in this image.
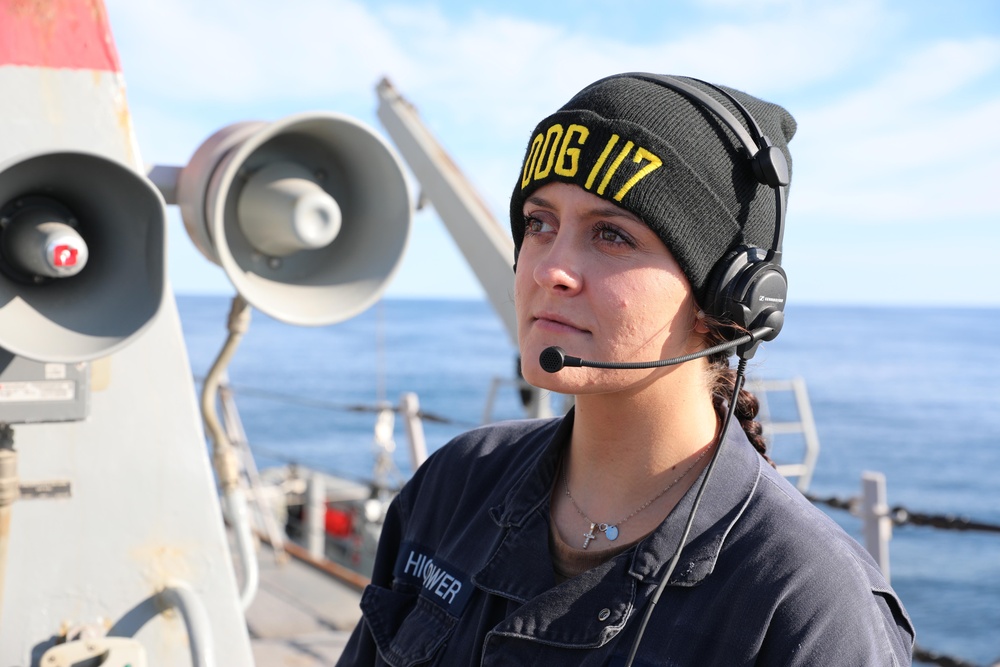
[703,247,752,330]
[732,261,787,337]
[703,246,787,356]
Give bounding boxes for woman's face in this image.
[515,182,704,394]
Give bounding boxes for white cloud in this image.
[107,0,409,102]
[800,37,1000,128]
[631,3,890,93]
[790,38,1000,224]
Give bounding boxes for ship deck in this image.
[246,539,364,666]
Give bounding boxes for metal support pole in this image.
[219,380,287,564]
[201,296,260,610]
[306,473,326,559]
[223,488,259,611]
[861,471,891,582]
[146,164,181,204]
[0,424,17,631]
[400,392,428,471]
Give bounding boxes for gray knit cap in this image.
[509,73,796,308]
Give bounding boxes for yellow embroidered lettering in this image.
[597,140,634,195]
[554,124,589,177]
[613,148,663,201]
[533,124,564,180]
[585,134,619,190]
[521,133,544,189]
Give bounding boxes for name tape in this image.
[394,542,474,615]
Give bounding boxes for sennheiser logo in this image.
[759,296,785,303]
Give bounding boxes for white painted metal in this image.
[0,10,254,666]
[751,377,821,492]
[169,113,413,328]
[40,636,148,667]
[199,296,261,611]
[307,474,327,560]
[0,298,254,665]
[861,471,892,583]
[375,78,518,344]
[157,581,218,667]
[400,392,428,471]
[0,434,15,630]
[219,381,288,563]
[0,68,141,165]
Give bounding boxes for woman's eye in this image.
[595,223,634,247]
[523,215,552,235]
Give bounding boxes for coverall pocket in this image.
[360,585,458,667]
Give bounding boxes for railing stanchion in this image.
[861,471,891,583]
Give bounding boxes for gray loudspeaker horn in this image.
[0,151,166,362]
[176,112,412,326]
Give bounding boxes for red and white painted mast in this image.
[0,2,254,664]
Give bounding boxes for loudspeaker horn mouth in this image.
[180,112,413,327]
[0,151,166,362]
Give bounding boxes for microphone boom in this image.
[539,329,769,373]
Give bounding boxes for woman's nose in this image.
[532,236,582,293]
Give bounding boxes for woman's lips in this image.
[533,313,590,335]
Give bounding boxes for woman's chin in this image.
[521,361,577,394]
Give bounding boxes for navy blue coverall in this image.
[337,411,914,666]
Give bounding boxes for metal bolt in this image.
[598,608,611,621]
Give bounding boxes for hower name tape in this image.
[394,543,474,615]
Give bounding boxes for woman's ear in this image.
[693,308,710,335]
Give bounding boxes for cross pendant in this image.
[582,523,597,550]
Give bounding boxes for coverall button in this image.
[598,608,611,621]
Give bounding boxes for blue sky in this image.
[106,0,1000,306]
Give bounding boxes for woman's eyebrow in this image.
[524,194,554,209]
[524,195,644,225]
[586,205,644,225]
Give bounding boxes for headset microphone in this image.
[539,328,772,374]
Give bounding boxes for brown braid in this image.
[702,316,774,467]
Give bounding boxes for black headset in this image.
[624,73,790,359]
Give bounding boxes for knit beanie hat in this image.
[509,73,796,308]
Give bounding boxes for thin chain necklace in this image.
[563,444,712,549]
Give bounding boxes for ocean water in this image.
[177,296,1000,666]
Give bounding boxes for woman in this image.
[337,74,914,666]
